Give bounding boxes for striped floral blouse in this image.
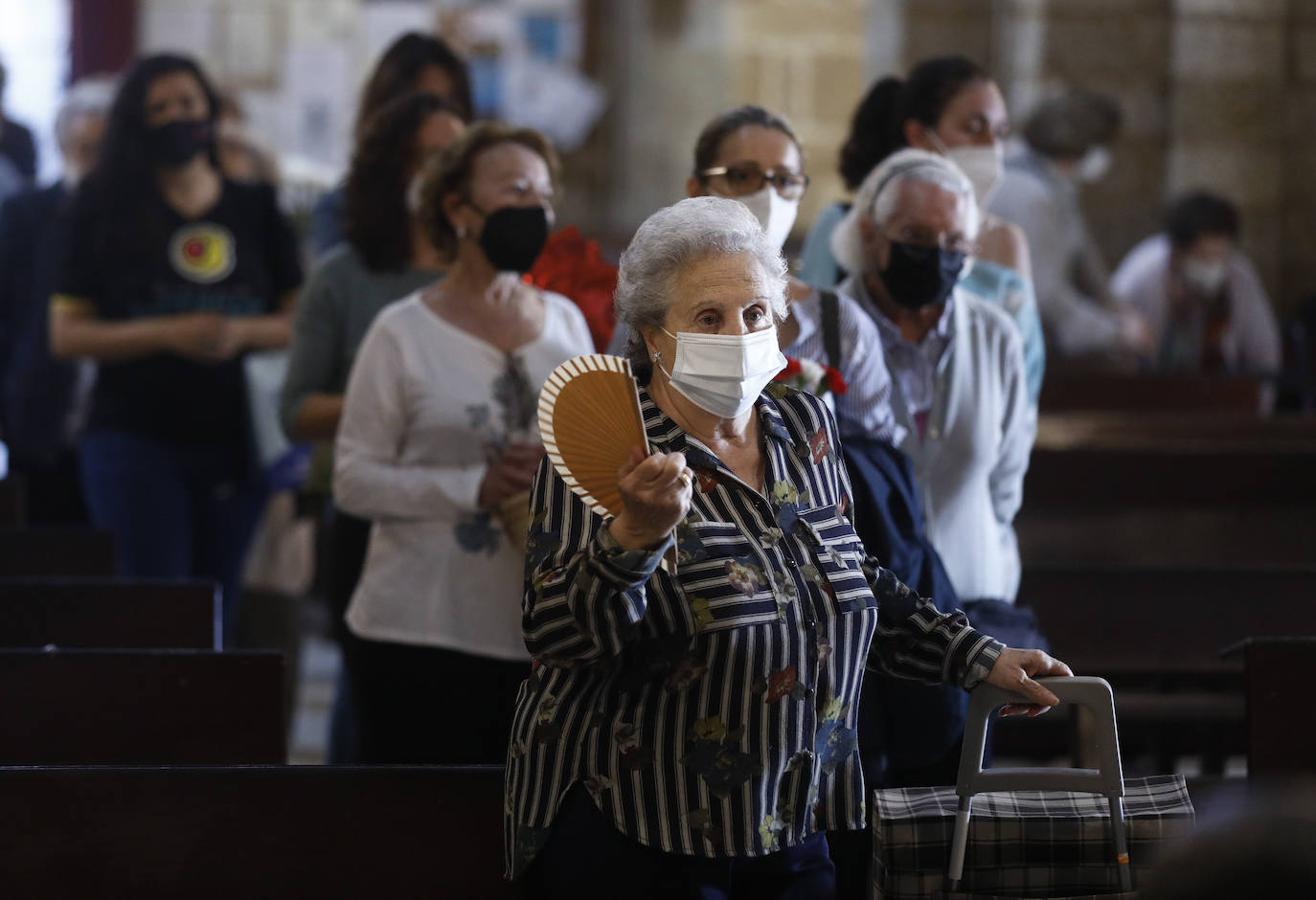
[504,384,1003,877]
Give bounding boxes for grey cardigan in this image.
[841,277,1035,603]
[279,244,440,440]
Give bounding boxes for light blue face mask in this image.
[655,326,785,419]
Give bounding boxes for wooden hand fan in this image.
[538,354,649,518]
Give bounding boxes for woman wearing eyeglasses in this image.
[609,106,898,446]
[684,106,901,448]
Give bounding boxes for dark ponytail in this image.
[837,55,990,191]
[838,77,905,191]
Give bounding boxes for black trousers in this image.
[323,506,371,764]
[10,449,87,527]
[527,784,836,899]
[347,634,528,765]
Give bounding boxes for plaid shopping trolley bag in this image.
[871,677,1195,899]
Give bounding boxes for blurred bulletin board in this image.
[445,0,605,151]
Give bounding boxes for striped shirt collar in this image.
[849,272,957,350]
[639,387,799,471]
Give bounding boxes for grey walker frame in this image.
[945,676,1134,893]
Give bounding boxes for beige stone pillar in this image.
[725,0,870,238]
[1166,0,1289,307]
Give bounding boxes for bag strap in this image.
[820,290,842,372]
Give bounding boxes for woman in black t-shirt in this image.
[50,54,303,641]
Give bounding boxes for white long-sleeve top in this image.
[1111,234,1281,376]
[989,147,1126,358]
[334,290,593,659]
[843,276,1035,603]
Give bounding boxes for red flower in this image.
[823,365,848,396]
[526,226,619,351]
[774,357,803,381]
[773,356,848,398]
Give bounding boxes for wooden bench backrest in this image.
[0,650,284,764]
[0,765,518,898]
[0,529,116,577]
[1019,566,1316,676]
[0,579,218,649]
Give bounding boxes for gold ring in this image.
[678,470,693,490]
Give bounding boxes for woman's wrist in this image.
[608,515,667,552]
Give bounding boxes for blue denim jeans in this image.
[79,430,268,644]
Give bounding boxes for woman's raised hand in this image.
[609,448,693,550]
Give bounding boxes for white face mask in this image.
[656,326,786,419]
[1181,256,1230,296]
[1076,145,1112,183]
[945,144,1004,208]
[734,184,799,252]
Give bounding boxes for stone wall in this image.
[133,0,1313,310]
[871,0,1308,311]
[1167,0,1290,309]
[725,0,869,240]
[1283,1,1316,310]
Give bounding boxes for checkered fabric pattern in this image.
[872,775,1195,899]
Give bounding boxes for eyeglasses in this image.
[880,226,975,257]
[699,162,810,201]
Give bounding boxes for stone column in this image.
[1034,0,1175,274]
[1283,1,1316,312]
[1166,0,1289,307]
[725,0,869,238]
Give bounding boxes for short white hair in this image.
[616,196,789,375]
[54,77,116,148]
[830,148,980,275]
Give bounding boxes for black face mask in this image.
[146,119,213,167]
[878,240,966,310]
[476,205,550,273]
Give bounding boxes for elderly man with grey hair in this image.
[507,195,1069,898]
[831,147,1034,614]
[0,77,113,525]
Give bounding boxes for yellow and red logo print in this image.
[169,224,236,284]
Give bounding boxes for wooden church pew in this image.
[0,579,218,649]
[1229,637,1316,779]
[994,565,1316,771]
[1039,373,1266,415]
[0,649,284,764]
[1019,565,1316,678]
[1018,441,1316,568]
[0,528,116,577]
[1035,411,1316,450]
[0,765,518,898]
[0,476,24,527]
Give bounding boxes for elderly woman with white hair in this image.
[506,196,1068,898]
[831,148,1034,612]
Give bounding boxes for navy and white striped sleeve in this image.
[521,455,672,664]
[863,563,1004,688]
